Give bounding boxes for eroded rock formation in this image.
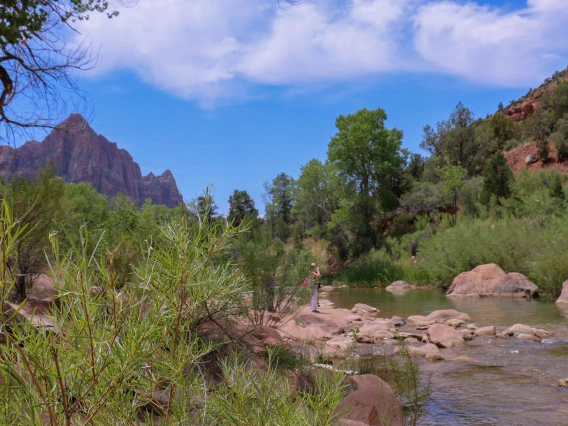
[0,114,183,207]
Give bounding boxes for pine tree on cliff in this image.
[481,151,514,205]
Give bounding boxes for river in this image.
[325,288,568,426]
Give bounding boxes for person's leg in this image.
[311,288,317,311]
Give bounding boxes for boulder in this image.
[525,153,538,165]
[459,329,474,341]
[305,326,333,341]
[407,309,471,327]
[321,344,351,360]
[352,303,378,314]
[407,343,441,357]
[517,333,540,341]
[2,301,56,331]
[503,324,551,339]
[318,299,335,308]
[425,352,444,362]
[326,336,354,349]
[447,264,538,298]
[385,281,412,292]
[557,378,568,387]
[287,341,319,362]
[335,375,404,426]
[415,321,435,330]
[344,314,363,323]
[359,323,395,340]
[555,281,568,304]
[395,332,423,340]
[474,326,496,336]
[355,334,376,344]
[426,324,465,348]
[447,319,465,328]
[280,323,331,343]
[299,313,342,334]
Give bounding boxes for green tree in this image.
[62,182,110,230]
[264,173,295,240]
[189,191,219,223]
[228,189,258,226]
[328,107,407,249]
[551,81,568,120]
[438,163,466,222]
[406,153,426,182]
[488,112,520,148]
[524,106,554,161]
[481,151,514,205]
[555,116,568,162]
[421,102,478,172]
[400,182,444,216]
[1,165,65,300]
[549,172,565,200]
[293,159,341,239]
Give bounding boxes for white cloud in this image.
[75,0,568,104]
[413,1,568,86]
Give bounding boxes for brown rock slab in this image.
[459,329,474,341]
[299,312,342,334]
[407,343,440,357]
[385,281,412,292]
[427,324,465,348]
[407,309,471,327]
[556,281,568,304]
[352,303,378,314]
[503,324,551,339]
[335,375,404,426]
[447,264,538,297]
[474,326,496,336]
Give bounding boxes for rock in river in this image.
[427,324,465,348]
[555,281,568,304]
[446,264,538,298]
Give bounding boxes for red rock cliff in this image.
[0,114,183,208]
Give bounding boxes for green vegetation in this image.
[0,198,348,425]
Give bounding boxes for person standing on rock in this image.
[310,263,321,313]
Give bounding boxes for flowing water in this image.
[325,288,568,426]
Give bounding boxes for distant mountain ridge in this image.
[0,114,183,208]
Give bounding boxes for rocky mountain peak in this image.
[0,114,183,208]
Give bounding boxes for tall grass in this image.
[417,214,568,297]
[328,248,429,288]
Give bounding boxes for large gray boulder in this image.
[447,264,538,298]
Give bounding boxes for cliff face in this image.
[0,114,183,208]
[503,68,568,123]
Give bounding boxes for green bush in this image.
[335,248,404,287]
[417,218,539,288]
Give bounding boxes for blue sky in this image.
[66,0,568,214]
